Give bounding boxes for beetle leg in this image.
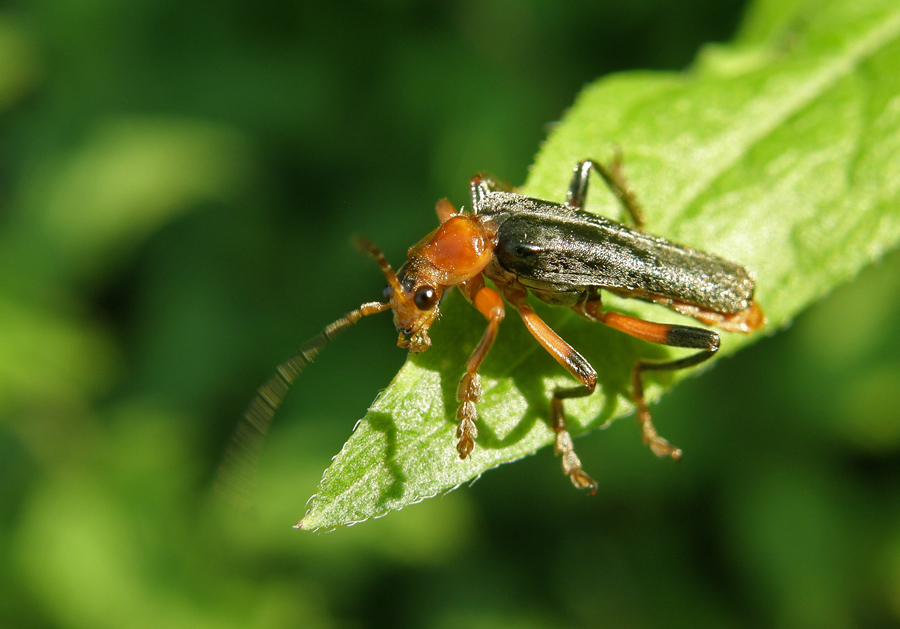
[566,156,646,227]
[455,276,505,459]
[580,298,719,460]
[507,290,599,493]
[435,198,457,223]
[664,299,766,333]
[470,174,494,207]
[470,172,514,209]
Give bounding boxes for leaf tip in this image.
[293,516,325,531]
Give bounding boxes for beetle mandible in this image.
[239,158,765,493]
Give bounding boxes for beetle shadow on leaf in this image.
[357,410,407,504]
[409,294,681,465]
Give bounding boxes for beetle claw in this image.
[456,417,477,459]
[637,403,682,461]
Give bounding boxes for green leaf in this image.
[299,0,900,530]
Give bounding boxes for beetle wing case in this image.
[477,191,755,314]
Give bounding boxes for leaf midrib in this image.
[677,10,900,213]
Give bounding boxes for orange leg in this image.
[435,198,457,223]
[455,276,505,459]
[577,296,719,460]
[506,290,599,493]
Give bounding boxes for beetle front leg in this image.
[456,276,505,459]
[435,198,457,223]
[578,297,719,460]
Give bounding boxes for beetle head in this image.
[384,265,442,353]
[356,236,442,354]
[358,214,492,354]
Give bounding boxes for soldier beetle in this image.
[233,158,765,496]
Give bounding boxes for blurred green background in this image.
[2,0,900,627]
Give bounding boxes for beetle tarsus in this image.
[455,373,482,459]
[636,398,683,461]
[551,398,598,493]
[456,419,477,459]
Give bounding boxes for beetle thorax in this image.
[407,214,494,287]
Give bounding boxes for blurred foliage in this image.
[2,0,900,628]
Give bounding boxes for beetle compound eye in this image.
[414,286,438,310]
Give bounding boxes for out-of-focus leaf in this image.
[0,292,117,415]
[0,16,41,111]
[11,116,252,283]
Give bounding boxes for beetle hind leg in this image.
[578,297,720,461]
[631,348,717,460]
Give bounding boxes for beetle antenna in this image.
[355,236,403,294]
[216,300,391,509]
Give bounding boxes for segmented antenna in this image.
[216,300,390,509]
[354,235,403,294]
